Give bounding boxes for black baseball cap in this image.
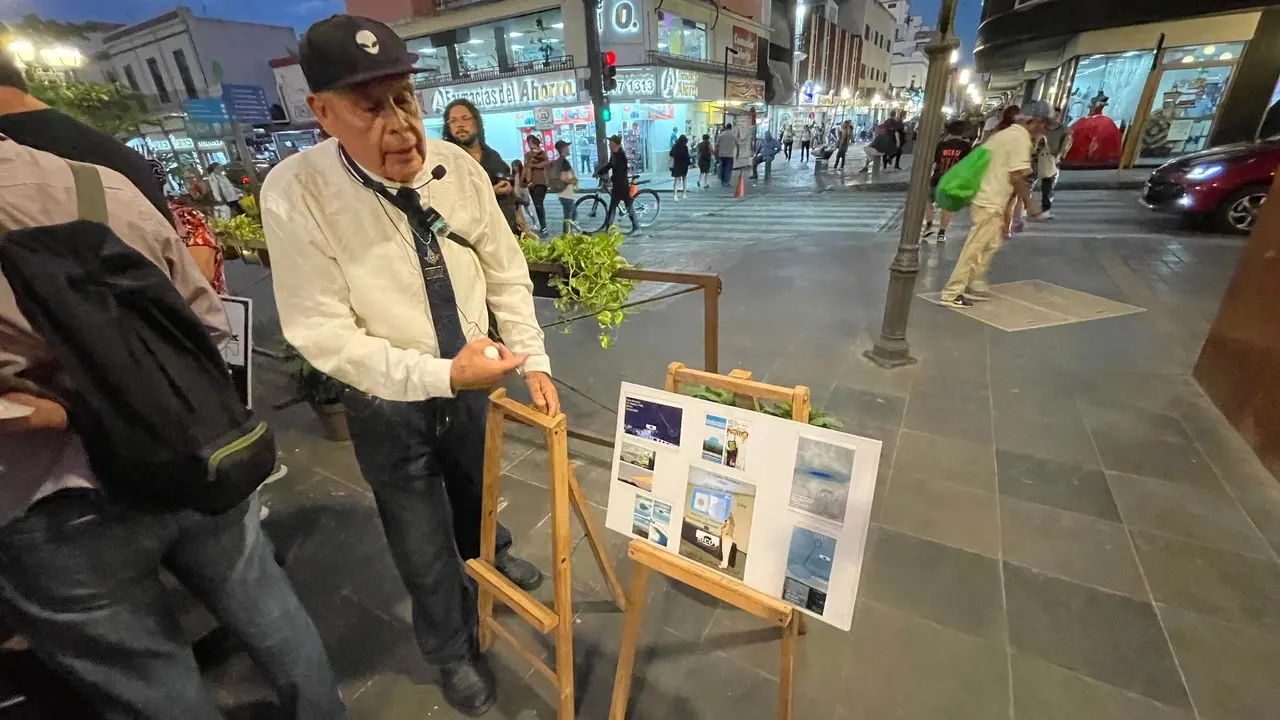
[300,14,421,93]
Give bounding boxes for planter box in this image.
[527,262,566,299]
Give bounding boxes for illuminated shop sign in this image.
[423,71,578,115]
[610,67,699,100]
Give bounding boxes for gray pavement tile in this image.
[1003,563,1191,709]
[994,411,1100,466]
[823,386,907,429]
[879,471,1000,557]
[860,526,1005,642]
[1000,498,1147,599]
[1091,433,1220,490]
[995,449,1120,522]
[842,601,1011,720]
[1159,605,1280,720]
[1079,401,1195,446]
[1011,653,1195,720]
[893,430,996,492]
[1108,472,1272,558]
[902,392,994,445]
[1130,530,1280,631]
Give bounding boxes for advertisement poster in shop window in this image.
[731,26,758,72]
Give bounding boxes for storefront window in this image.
[1138,64,1235,163]
[1259,75,1280,139]
[657,12,708,61]
[1163,42,1246,67]
[1065,51,1156,129]
[406,9,566,81]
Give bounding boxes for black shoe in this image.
[440,654,496,717]
[936,230,947,243]
[942,295,974,308]
[495,551,544,591]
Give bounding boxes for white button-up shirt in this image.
[261,137,549,402]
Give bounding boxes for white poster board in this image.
[605,383,880,631]
[218,296,252,409]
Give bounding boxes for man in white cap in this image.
[261,14,559,716]
[939,100,1051,308]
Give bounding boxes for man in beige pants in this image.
[940,101,1051,307]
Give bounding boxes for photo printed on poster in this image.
[604,383,880,631]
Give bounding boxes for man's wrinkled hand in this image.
[449,339,527,392]
[525,371,560,417]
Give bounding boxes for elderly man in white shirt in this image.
[261,15,558,716]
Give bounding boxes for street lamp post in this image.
[723,47,740,99]
[864,0,960,368]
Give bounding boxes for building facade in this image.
[976,0,1280,166]
[836,0,894,94]
[374,0,770,174]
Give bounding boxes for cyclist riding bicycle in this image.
[594,134,639,234]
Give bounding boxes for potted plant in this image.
[282,345,350,441]
[680,385,845,429]
[519,227,636,348]
[209,213,271,268]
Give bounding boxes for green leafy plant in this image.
[27,78,155,136]
[519,228,635,348]
[209,214,266,251]
[680,384,845,429]
[282,344,346,406]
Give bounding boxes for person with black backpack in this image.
[0,138,347,720]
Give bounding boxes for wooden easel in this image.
[608,363,811,720]
[466,388,627,720]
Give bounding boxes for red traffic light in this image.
[603,50,616,66]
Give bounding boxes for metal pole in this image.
[865,0,960,369]
[583,0,608,168]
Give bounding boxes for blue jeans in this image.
[719,157,734,186]
[0,490,344,720]
[343,390,513,666]
[559,196,575,233]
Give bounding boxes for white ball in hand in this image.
[483,345,501,361]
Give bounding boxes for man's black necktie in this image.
[387,186,467,359]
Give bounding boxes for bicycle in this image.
[571,174,661,233]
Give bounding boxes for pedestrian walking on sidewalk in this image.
[799,123,813,163]
[924,120,972,244]
[863,124,896,172]
[782,124,794,161]
[883,111,906,170]
[522,134,551,234]
[715,123,737,187]
[696,134,713,188]
[833,120,854,170]
[263,16,558,716]
[1035,108,1072,217]
[550,140,578,233]
[940,102,1051,308]
[670,134,691,199]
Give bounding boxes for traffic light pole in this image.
[864,0,960,368]
[583,0,608,170]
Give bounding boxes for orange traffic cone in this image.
[734,173,746,198]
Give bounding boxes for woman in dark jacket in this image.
[670,135,692,200]
[695,134,713,189]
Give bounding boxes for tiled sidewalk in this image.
[231,194,1278,720]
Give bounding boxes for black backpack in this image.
[0,160,275,514]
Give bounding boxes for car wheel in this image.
[1216,185,1268,234]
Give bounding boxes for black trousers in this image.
[605,189,638,231]
[1040,176,1056,210]
[529,184,548,230]
[343,390,514,665]
[783,141,793,160]
[800,141,811,162]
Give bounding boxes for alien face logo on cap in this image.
[356,29,380,55]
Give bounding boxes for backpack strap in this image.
[66,160,109,225]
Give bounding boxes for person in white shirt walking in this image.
[260,15,559,717]
[940,101,1051,308]
[205,162,243,219]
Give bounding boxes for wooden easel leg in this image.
[778,612,800,720]
[568,466,627,611]
[477,395,507,652]
[547,423,576,719]
[608,563,651,720]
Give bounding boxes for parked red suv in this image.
[1141,136,1280,234]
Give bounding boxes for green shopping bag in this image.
[934,147,991,212]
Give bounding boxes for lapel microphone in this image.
[338,145,475,250]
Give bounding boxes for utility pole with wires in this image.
[864,0,960,369]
